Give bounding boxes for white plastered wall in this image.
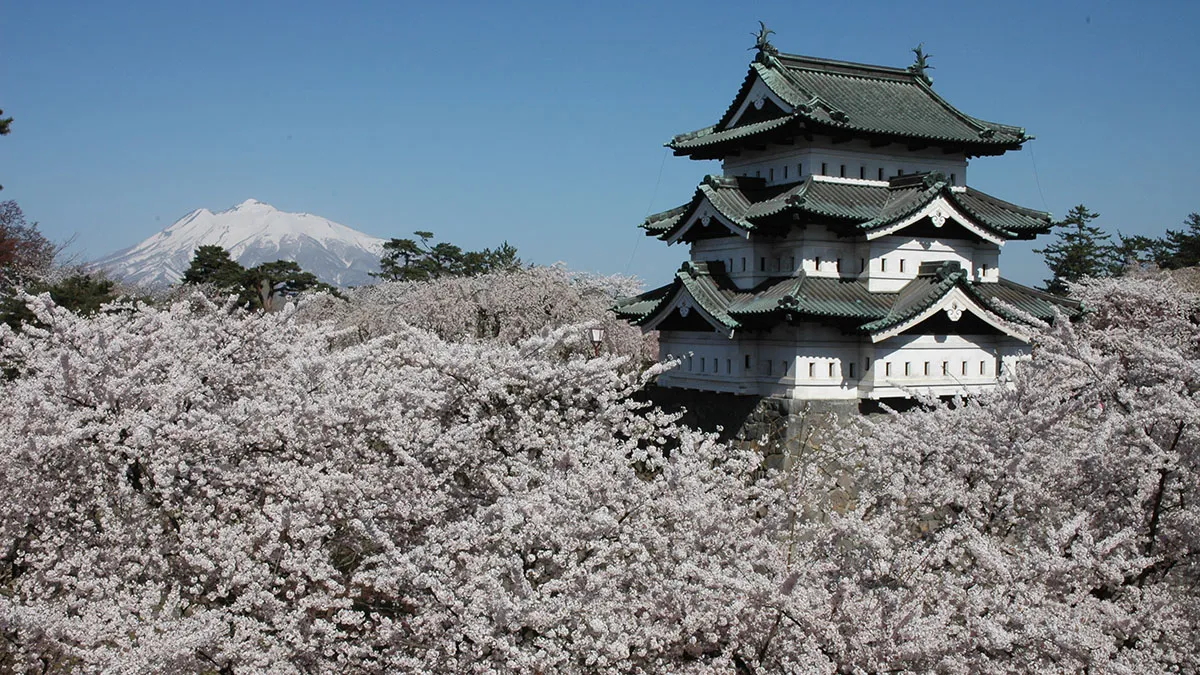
[867,235,1001,292]
[722,137,968,186]
[657,327,1029,401]
[690,227,1000,291]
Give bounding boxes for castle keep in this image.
[616,30,1077,402]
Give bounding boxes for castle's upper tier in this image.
[668,52,1030,160]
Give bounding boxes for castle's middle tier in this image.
[643,172,1049,292]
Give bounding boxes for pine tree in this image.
[376,232,522,282]
[1109,233,1162,275]
[1,273,118,330]
[243,260,327,311]
[181,245,245,290]
[1,108,12,191]
[182,246,331,310]
[1156,212,1200,270]
[1035,204,1114,295]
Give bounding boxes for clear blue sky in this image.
[2,1,1198,288]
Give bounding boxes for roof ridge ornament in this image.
[907,43,934,86]
[749,21,779,64]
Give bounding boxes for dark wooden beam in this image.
[908,141,929,152]
[869,138,891,148]
[832,135,853,145]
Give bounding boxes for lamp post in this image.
[588,327,606,357]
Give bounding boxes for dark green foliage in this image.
[376,232,522,282]
[43,274,117,315]
[182,245,244,290]
[1036,205,1114,295]
[180,246,333,310]
[0,200,85,331]
[1034,207,1200,285]
[0,108,10,191]
[1109,233,1163,274]
[0,200,117,330]
[243,260,330,311]
[1156,213,1200,270]
[1,274,118,330]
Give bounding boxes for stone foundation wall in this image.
[635,385,861,467]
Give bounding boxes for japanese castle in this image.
[615,30,1077,402]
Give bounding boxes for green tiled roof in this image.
[668,116,794,150]
[614,260,1079,337]
[670,53,1029,158]
[970,278,1080,323]
[859,267,966,333]
[648,173,1050,243]
[642,204,689,235]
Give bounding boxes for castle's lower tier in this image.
[656,327,1028,400]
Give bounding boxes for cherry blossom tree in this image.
[2,272,1198,673]
[306,265,656,367]
[768,274,1200,672]
[0,292,781,673]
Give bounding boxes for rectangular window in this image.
[896,168,904,177]
[899,259,906,273]
[885,362,892,377]
[848,362,856,378]
[962,361,968,376]
[839,164,846,177]
[950,172,956,185]
[783,165,788,179]
[775,257,781,272]
[782,360,789,375]
[798,163,803,177]
[881,258,887,272]
[821,162,827,175]
[769,167,775,181]
[836,258,843,273]
[865,359,870,372]
[859,166,866,179]
[789,256,795,270]
[877,167,884,180]
[814,256,821,270]
[727,258,733,271]
[860,257,866,273]
[745,354,751,369]
[759,257,766,272]
[727,358,732,374]
[942,361,949,375]
[741,258,746,272]
[905,362,912,376]
[767,360,773,376]
[808,362,815,378]
[924,362,930,376]
[700,357,706,372]
[687,356,693,371]
[828,363,836,377]
[981,263,988,278]
[980,360,987,375]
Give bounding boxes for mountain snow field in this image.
[92,199,386,287]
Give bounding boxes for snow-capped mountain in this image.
[94,199,386,288]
